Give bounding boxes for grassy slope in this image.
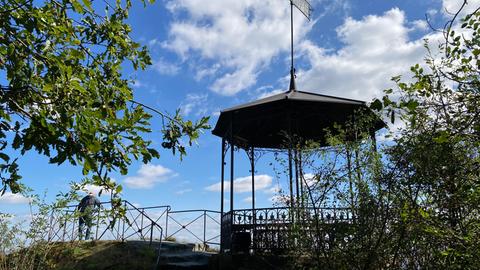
[43,241,158,270]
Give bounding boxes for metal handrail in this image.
[165,209,221,250]
[47,201,221,250]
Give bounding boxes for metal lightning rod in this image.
[288,0,312,92]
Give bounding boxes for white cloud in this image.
[124,164,177,189]
[176,188,193,195]
[0,192,31,204]
[442,0,480,18]
[257,88,284,99]
[265,183,282,194]
[243,196,252,203]
[194,64,221,81]
[180,93,209,116]
[296,8,432,101]
[79,183,114,198]
[153,58,180,75]
[164,0,311,95]
[205,174,272,193]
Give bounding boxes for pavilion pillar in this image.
[288,148,294,223]
[220,138,226,252]
[220,138,226,216]
[294,149,300,220]
[230,117,234,215]
[250,146,255,216]
[250,146,256,251]
[299,151,305,209]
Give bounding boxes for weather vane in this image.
[289,0,313,91]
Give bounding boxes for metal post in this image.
[62,211,67,242]
[229,114,235,252]
[299,152,305,209]
[95,208,100,240]
[150,222,154,246]
[141,209,145,239]
[165,207,169,240]
[347,148,356,223]
[250,145,256,253]
[121,200,126,241]
[220,138,226,252]
[250,146,256,218]
[288,0,296,91]
[203,210,207,249]
[294,149,300,221]
[288,148,294,223]
[230,117,234,214]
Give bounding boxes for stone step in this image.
[159,261,210,270]
[159,251,211,264]
[159,241,196,252]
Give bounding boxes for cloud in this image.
[152,58,180,75]
[176,188,193,195]
[257,88,284,99]
[296,8,431,101]
[180,93,209,116]
[164,0,311,95]
[0,192,31,204]
[442,0,480,18]
[205,174,272,193]
[124,164,177,189]
[80,184,113,198]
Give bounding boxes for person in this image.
[77,192,101,240]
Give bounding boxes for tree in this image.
[279,2,480,268]
[0,0,210,197]
[370,2,480,268]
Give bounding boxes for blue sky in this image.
[1,0,479,217]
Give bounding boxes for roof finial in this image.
[289,67,296,91]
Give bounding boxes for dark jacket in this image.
[77,195,101,212]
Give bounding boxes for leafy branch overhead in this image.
[0,0,210,195]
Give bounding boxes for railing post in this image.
[141,209,145,239]
[203,211,207,250]
[95,208,101,240]
[71,212,76,241]
[150,222,154,246]
[165,207,169,240]
[47,210,54,242]
[121,200,126,242]
[62,214,67,242]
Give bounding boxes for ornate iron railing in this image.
[222,206,355,252]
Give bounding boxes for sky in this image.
[1,0,479,220]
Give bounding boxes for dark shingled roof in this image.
[212,90,385,149]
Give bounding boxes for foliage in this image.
[283,2,480,269]
[0,196,56,270]
[0,0,210,197]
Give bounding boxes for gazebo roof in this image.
[212,90,385,149]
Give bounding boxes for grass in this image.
[6,241,160,270]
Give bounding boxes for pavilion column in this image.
[250,146,255,216]
[220,138,226,216]
[220,138,226,252]
[230,117,234,215]
[299,151,305,209]
[288,148,294,223]
[287,111,295,223]
[250,146,256,250]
